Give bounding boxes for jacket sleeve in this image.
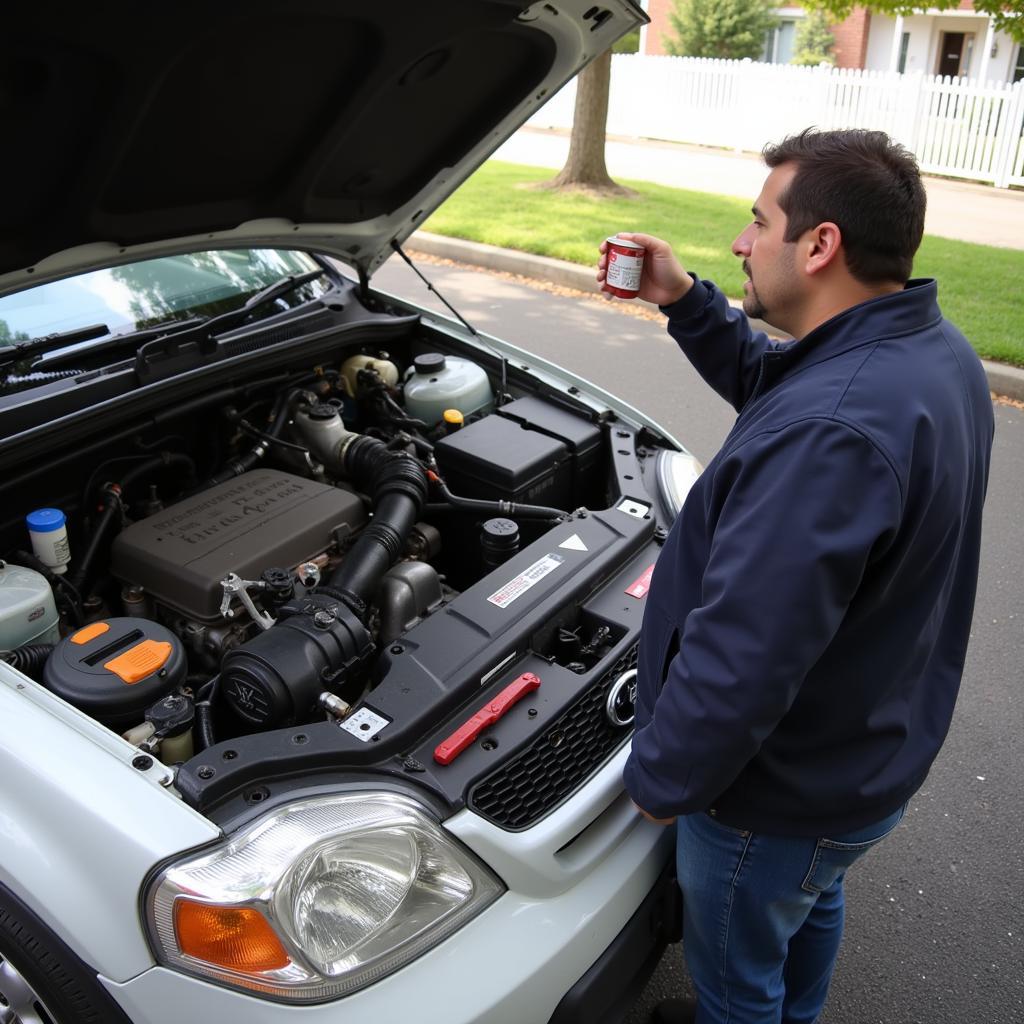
[623,417,902,820]
[662,277,780,412]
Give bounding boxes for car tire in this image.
[0,882,133,1024]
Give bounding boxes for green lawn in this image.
[423,161,1024,367]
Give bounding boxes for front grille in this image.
[469,644,638,831]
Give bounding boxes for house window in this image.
[898,31,910,73]
[1014,45,1024,83]
[763,19,798,64]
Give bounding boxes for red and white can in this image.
[604,236,646,299]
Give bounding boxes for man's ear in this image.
[803,222,842,276]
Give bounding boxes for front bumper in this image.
[103,751,674,1023]
[550,856,680,1024]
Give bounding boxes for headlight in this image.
[655,449,703,517]
[145,793,503,1002]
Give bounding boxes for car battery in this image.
[496,396,603,508]
[434,413,571,510]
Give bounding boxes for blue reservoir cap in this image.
[26,508,66,533]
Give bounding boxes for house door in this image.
[937,33,965,77]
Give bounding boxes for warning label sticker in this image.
[625,563,656,599]
[340,706,390,742]
[488,553,565,608]
[607,250,644,291]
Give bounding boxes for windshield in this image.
[0,249,325,343]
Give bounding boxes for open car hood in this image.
[0,0,645,298]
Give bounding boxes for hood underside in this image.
[0,0,645,297]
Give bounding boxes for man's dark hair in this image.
[762,128,926,285]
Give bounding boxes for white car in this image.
[0,3,700,1022]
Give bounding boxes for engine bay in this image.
[0,275,678,823]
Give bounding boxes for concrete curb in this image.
[408,231,1024,402]
[983,360,1024,403]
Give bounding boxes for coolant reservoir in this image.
[340,354,400,396]
[404,353,493,427]
[0,562,61,653]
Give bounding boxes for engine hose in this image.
[2,644,54,679]
[194,675,220,751]
[427,476,567,522]
[72,452,197,593]
[203,389,300,487]
[239,421,309,454]
[205,446,266,486]
[69,488,121,593]
[386,431,434,457]
[268,388,303,436]
[322,435,428,617]
[119,452,196,493]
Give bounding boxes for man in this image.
[597,129,993,1023]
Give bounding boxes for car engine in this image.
[1,308,674,817]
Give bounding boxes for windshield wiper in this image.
[34,317,206,371]
[138,269,328,361]
[132,268,329,384]
[200,268,327,337]
[0,323,110,369]
[28,269,326,373]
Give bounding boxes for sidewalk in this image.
[493,128,1024,251]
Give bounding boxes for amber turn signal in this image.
[174,899,290,972]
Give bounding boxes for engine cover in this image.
[111,469,366,620]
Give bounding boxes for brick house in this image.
[638,1,1024,82]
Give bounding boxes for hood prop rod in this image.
[389,240,508,404]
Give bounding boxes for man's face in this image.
[731,163,802,329]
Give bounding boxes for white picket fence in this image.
[528,54,1024,189]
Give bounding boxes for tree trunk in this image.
[540,49,634,196]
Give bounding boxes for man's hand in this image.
[632,801,676,826]
[597,233,693,307]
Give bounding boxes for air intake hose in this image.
[218,435,427,730]
[3,644,54,680]
[320,435,429,617]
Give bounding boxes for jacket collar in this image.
[761,279,942,389]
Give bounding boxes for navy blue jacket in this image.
[623,278,993,835]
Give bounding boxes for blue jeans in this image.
[675,805,906,1024]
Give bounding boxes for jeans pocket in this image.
[801,804,907,894]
